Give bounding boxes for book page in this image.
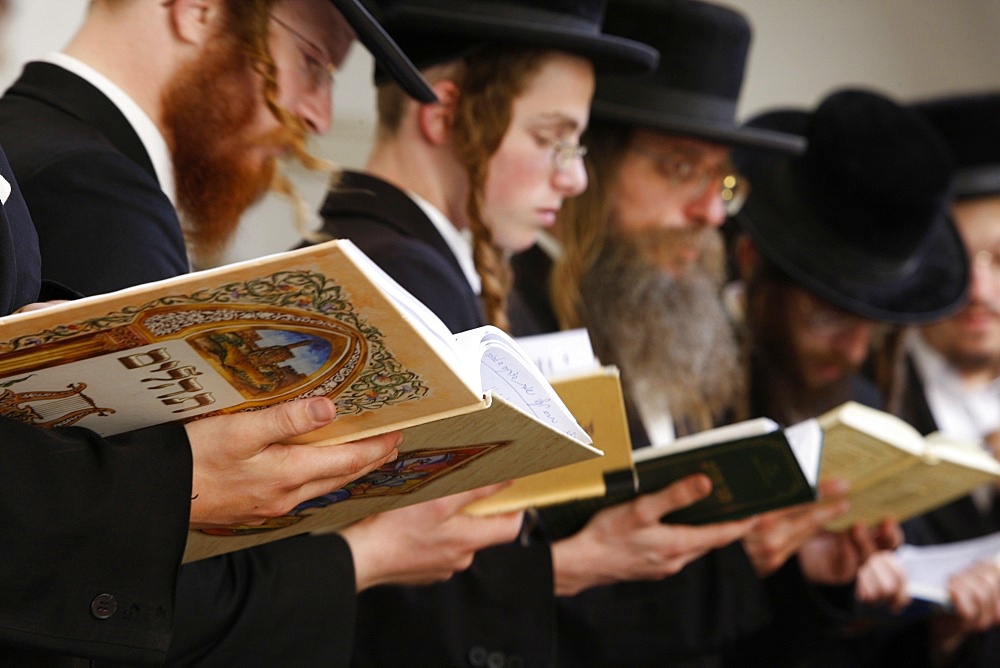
[897,532,1000,605]
[783,418,823,488]
[818,402,926,490]
[634,417,779,461]
[452,326,591,443]
[825,456,999,531]
[514,328,598,380]
[464,367,629,516]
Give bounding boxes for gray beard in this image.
[580,229,744,436]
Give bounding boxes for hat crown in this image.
[911,92,1000,198]
[587,0,803,152]
[735,88,967,324]
[378,0,606,26]
[796,89,953,262]
[600,0,750,103]
[370,0,658,78]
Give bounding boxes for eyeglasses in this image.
[630,146,750,215]
[270,13,336,92]
[548,139,588,172]
[793,291,887,339]
[973,249,1000,275]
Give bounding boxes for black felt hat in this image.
[368,0,659,83]
[590,0,804,153]
[330,0,436,102]
[735,88,969,324]
[911,91,1000,200]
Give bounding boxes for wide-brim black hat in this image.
[369,0,659,82]
[735,88,969,325]
[329,0,437,102]
[911,91,1000,200]
[590,0,803,153]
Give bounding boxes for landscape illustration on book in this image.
[0,269,428,434]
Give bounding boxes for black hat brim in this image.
[329,0,437,103]
[736,157,969,324]
[592,97,806,153]
[378,2,659,73]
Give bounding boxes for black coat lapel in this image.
[6,61,157,181]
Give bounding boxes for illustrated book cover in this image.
[0,239,600,560]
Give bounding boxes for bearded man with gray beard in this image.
[580,225,744,443]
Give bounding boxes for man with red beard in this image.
[0,0,522,665]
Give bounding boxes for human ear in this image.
[169,0,221,46]
[417,80,460,146]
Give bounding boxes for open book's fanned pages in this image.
[464,365,634,516]
[817,402,1000,531]
[0,239,601,559]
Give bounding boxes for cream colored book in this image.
[0,239,600,560]
[818,402,1000,531]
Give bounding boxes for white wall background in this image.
[2,1,999,264]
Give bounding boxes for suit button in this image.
[486,651,505,668]
[90,594,118,619]
[468,646,487,666]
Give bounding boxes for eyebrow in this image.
[525,113,585,133]
[271,13,333,63]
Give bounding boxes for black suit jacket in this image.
[313,171,559,667]
[0,63,359,666]
[0,146,191,665]
[0,62,188,295]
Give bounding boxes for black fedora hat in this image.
[591,0,804,153]
[911,91,1000,200]
[329,0,437,102]
[735,88,969,325]
[368,0,659,79]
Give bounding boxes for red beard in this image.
[161,36,300,265]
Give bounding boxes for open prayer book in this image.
[817,401,1000,531]
[0,239,599,561]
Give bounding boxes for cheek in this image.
[485,151,545,213]
[612,175,684,234]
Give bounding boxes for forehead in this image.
[509,53,594,127]
[630,128,731,162]
[954,195,1000,249]
[272,0,356,65]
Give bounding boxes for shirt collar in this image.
[42,52,177,206]
[909,332,1000,441]
[407,191,481,295]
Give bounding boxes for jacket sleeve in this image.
[0,419,192,664]
[167,535,359,666]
